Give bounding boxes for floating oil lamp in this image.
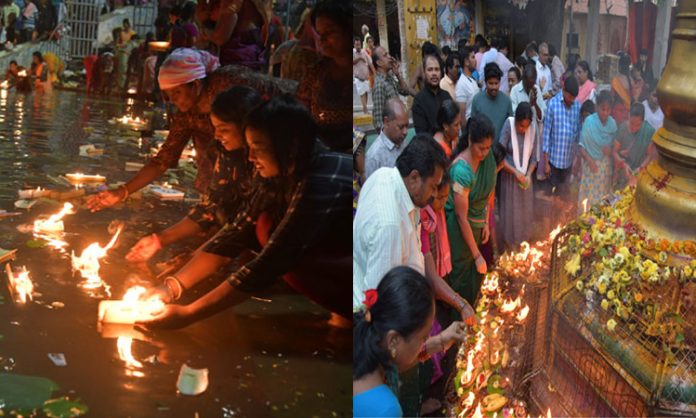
[109,286,163,377]
[5,264,34,304]
[18,186,51,200]
[33,202,74,233]
[65,173,106,185]
[98,285,164,325]
[71,224,123,296]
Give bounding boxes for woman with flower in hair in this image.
[87,47,296,212]
[353,266,466,417]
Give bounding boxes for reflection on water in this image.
[0,90,350,417]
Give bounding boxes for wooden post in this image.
[376,0,390,54]
[586,0,600,72]
[653,0,673,78]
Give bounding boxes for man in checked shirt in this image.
[371,45,416,131]
[542,75,581,219]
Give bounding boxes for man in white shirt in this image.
[354,134,474,318]
[536,42,553,99]
[643,83,664,130]
[455,46,480,119]
[510,63,546,120]
[365,98,409,178]
[493,39,514,94]
[439,54,460,101]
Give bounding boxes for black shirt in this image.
[223,141,352,293]
[412,86,453,134]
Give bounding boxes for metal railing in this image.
[64,0,100,59]
[133,0,158,38]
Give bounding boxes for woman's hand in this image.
[442,321,467,346]
[474,253,487,274]
[458,299,475,324]
[126,234,162,262]
[87,188,125,212]
[516,171,526,185]
[589,159,598,173]
[481,223,490,245]
[140,283,174,304]
[136,304,193,330]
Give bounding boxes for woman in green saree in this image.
[445,114,496,306]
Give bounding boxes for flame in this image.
[547,408,552,418]
[18,70,27,77]
[0,80,8,89]
[128,87,136,94]
[117,337,144,377]
[6,266,34,303]
[481,272,499,294]
[115,286,164,377]
[120,115,143,125]
[474,330,486,353]
[582,198,588,213]
[71,224,123,295]
[34,203,74,233]
[517,305,530,321]
[462,349,475,385]
[462,391,475,410]
[500,296,521,313]
[491,349,500,364]
[471,403,484,418]
[549,224,562,240]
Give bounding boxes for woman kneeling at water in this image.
[139,95,352,327]
[125,86,260,263]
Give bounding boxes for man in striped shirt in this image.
[542,75,581,210]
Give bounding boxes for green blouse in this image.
[445,150,497,227]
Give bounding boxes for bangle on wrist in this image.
[164,275,184,301]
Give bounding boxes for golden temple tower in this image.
[631,0,696,240]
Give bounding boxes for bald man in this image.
[365,97,410,178]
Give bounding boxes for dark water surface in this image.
[0,90,350,417]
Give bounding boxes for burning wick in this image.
[5,264,34,304]
[582,198,588,214]
[33,202,75,233]
[71,224,123,296]
[516,305,530,322]
[500,296,522,314]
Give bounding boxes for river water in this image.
[0,89,350,417]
